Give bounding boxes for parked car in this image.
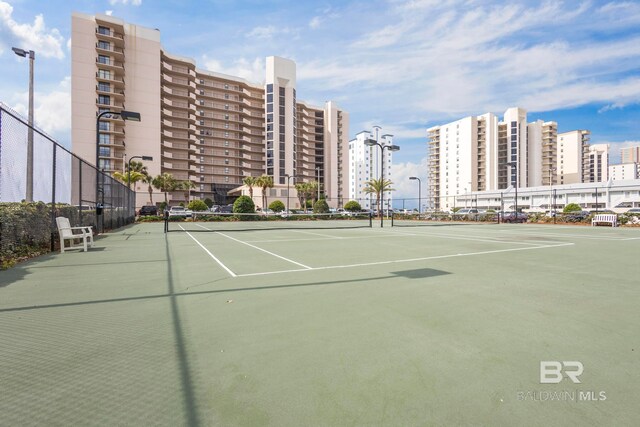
[138,205,158,216]
[168,206,192,217]
[565,210,591,221]
[500,211,527,223]
[218,204,234,213]
[626,208,640,214]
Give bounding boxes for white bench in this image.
[591,214,617,227]
[56,217,94,253]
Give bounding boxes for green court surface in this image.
[1,222,639,426]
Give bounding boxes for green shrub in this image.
[203,198,214,208]
[188,200,208,211]
[563,203,582,213]
[233,196,255,213]
[313,199,330,213]
[269,200,285,212]
[344,200,361,212]
[159,201,168,212]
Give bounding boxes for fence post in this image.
[50,143,57,251]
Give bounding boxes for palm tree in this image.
[294,182,307,211]
[308,180,319,206]
[142,173,154,206]
[243,176,257,202]
[152,173,177,205]
[256,175,274,211]
[179,180,196,204]
[363,178,395,217]
[113,170,146,187]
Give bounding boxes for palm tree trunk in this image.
[148,185,153,205]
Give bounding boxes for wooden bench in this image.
[56,217,94,253]
[591,214,617,227]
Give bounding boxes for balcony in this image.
[95,27,124,46]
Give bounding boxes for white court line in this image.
[495,229,630,241]
[235,242,575,277]
[291,229,343,239]
[179,226,237,277]
[380,228,564,246]
[218,232,313,270]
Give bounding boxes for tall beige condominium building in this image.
[428,107,557,211]
[71,13,349,207]
[620,146,640,163]
[557,130,590,184]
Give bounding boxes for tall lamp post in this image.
[285,173,294,213]
[409,176,421,217]
[505,162,518,216]
[548,167,556,215]
[316,167,321,202]
[364,136,400,227]
[12,47,35,202]
[96,110,141,233]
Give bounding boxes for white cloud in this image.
[391,157,429,205]
[11,76,71,138]
[246,25,295,40]
[108,0,142,5]
[105,10,114,16]
[309,16,322,29]
[203,56,265,85]
[0,1,65,59]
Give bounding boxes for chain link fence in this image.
[0,103,134,267]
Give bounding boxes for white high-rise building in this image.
[584,143,610,183]
[609,163,639,181]
[428,107,557,211]
[557,130,590,185]
[349,127,395,210]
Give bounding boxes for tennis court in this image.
[1,220,639,425]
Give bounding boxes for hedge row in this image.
[0,202,88,269]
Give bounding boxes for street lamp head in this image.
[12,47,34,59]
[364,138,377,147]
[120,110,141,122]
[409,176,418,180]
[389,145,400,152]
[141,156,153,161]
[12,47,27,57]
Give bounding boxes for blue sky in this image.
[1,0,639,199]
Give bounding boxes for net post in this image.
[164,209,168,233]
[391,211,395,227]
[368,211,372,227]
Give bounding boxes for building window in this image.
[97,55,110,65]
[97,26,110,35]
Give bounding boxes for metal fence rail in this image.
[0,103,134,258]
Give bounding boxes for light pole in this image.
[96,110,141,233]
[12,47,35,202]
[364,136,400,227]
[548,167,556,214]
[409,176,421,217]
[505,162,518,215]
[285,173,294,213]
[316,167,321,202]
[128,155,153,190]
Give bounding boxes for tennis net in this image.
[164,211,373,232]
